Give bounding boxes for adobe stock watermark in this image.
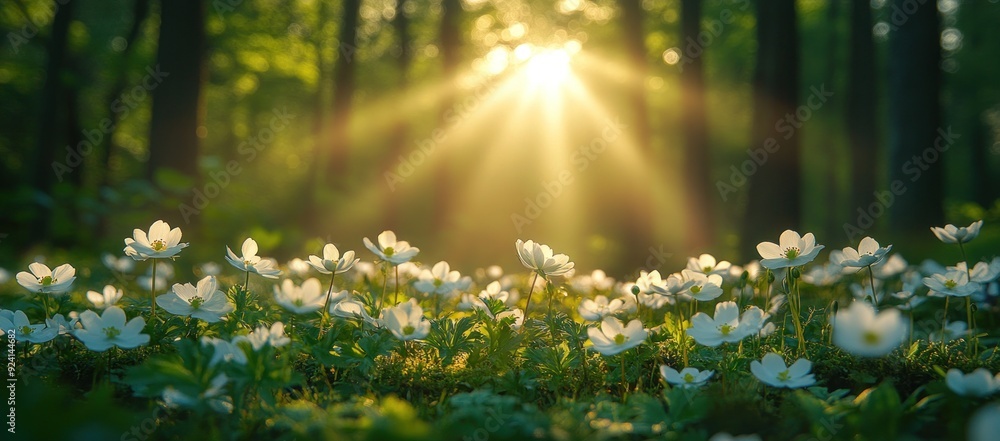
[510,117,626,233]
[51,65,169,182]
[669,0,751,72]
[177,107,296,223]
[6,0,72,54]
[5,328,15,435]
[842,127,960,242]
[716,84,834,202]
[642,245,673,272]
[384,79,498,192]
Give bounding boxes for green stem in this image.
[150,262,158,322]
[376,263,389,311]
[941,296,950,355]
[524,273,540,318]
[321,272,337,335]
[393,265,400,305]
[39,293,51,320]
[867,265,878,313]
[957,241,976,354]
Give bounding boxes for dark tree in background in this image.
[434,0,462,233]
[887,0,943,233]
[383,0,413,230]
[821,0,842,240]
[848,0,877,225]
[327,0,361,180]
[147,0,204,182]
[617,0,650,153]
[740,0,800,259]
[29,0,76,241]
[680,0,714,251]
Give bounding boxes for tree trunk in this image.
[887,0,943,233]
[847,0,877,228]
[30,0,75,241]
[327,0,361,180]
[680,0,714,251]
[147,0,205,182]
[383,0,413,230]
[740,0,800,260]
[617,0,651,153]
[434,0,461,233]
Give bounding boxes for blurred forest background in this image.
[1,0,999,276]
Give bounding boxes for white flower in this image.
[801,262,843,286]
[157,276,234,323]
[953,260,1000,284]
[363,230,419,265]
[201,337,247,366]
[272,278,327,314]
[331,298,379,326]
[46,313,79,335]
[634,270,666,294]
[946,368,1000,397]
[307,243,359,275]
[225,238,281,279]
[756,230,825,270]
[923,270,980,297]
[123,220,189,261]
[930,220,983,244]
[679,269,724,302]
[578,295,631,321]
[3,310,58,343]
[162,374,233,414]
[587,317,647,356]
[413,261,462,296]
[660,366,713,389]
[873,254,908,279]
[892,290,925,311]
[236,322,290,350]
[102,253,135,273]
[16,262,76,294]
[930,321,968,343]
[750,352,815,388]
[199,262,222,276]
[286,258,312,276]
[479,281,511,305]
[87,285,123,309]
[494,309,525,330]
[831,301,906,357]
[514,239,574,277]
[686,301,765,347]
[969,404,1000,441]
[687,254,731,276]
[74,306,149,351]
[382,299,431,341]
[831,236,892,268]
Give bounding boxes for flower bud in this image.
[791,267,801,279]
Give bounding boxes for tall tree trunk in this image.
[822,0,842,241]
[383,0,413,230]
[327,0,361,180]
[680,0,714,251]
[617,0,650,153]
[147,0,205,183]
[30,0,75,241]
[887,0,943,233]
[740,0,800,260]
[434,0,461,233]
[848,0,877,228]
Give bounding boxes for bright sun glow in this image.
[522,48,573,86]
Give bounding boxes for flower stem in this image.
[320,272,337,336]
[524,272,540,318]
[39,293,51,320]
[377,263,389,311]
[621,352,627,398]
[941,296,950,355]
[393,265,400,305]
[150,262,158,322]
[867,265,878,313]
[957,240,976,354]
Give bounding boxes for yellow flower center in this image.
[719,324,733,335]
[189,296,204,309]
[383,247,395,257]
[293,298,304,307]
[777,369,791,381]
[863,331,880,345]
[39,276,54,286]
[402,325,415,335]
[103,326,121,339]
[703,266,713,273]
[944,280,957,290]
[151,239,166,252]
[784,247,800,260]
[614,334,627,345]
[683,373,695,383]
[20,326,32,336]
[691,286,702,294]
[433,279,443,287]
